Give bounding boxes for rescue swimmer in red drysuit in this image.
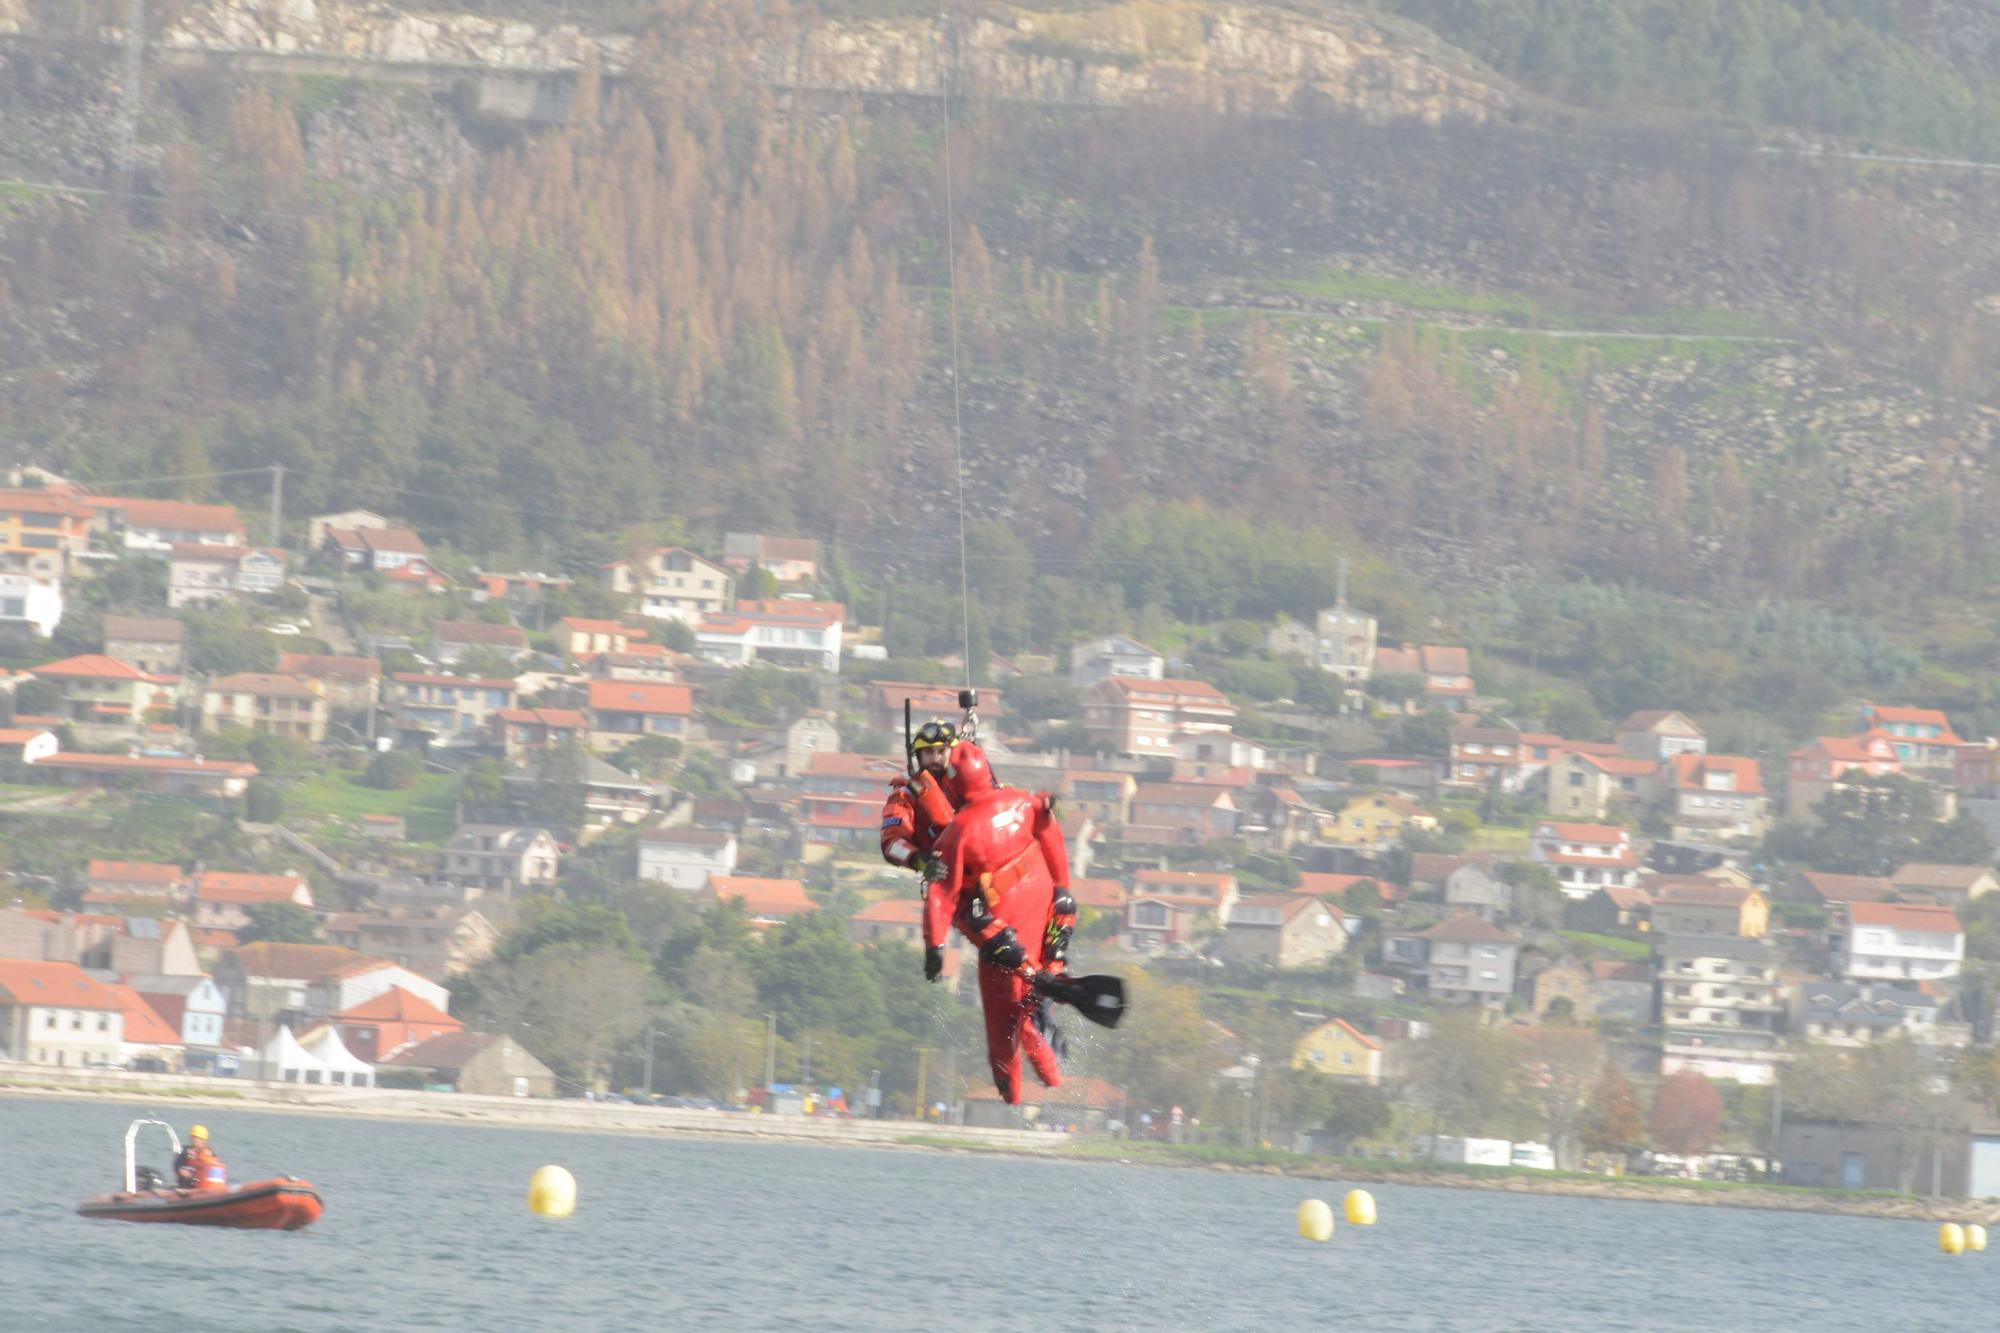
[878,719,966,878]
[918,747,1080,1105]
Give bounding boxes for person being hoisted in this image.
[879,718,965,880]
[919,749,1080,1105]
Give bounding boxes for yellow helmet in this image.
[189,1124,209,1141]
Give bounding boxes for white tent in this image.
[302,1027,376,1088]
[251,1025,332,1084]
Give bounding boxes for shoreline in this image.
[10,1080,1992,1223]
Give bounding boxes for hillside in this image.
[3,0,2000,719]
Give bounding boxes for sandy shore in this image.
[8,1074,1991,1223]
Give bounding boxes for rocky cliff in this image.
[1,0,1512,125]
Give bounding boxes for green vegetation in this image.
[282,770,458,843]
[1386,0,2000,158]
[1559,931,1651,959]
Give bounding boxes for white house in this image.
[637,828,739,891]
[1838,901,1964,982]
[696,601,843,673]
[0,573,62,637]
[85,497,243,552]
[128,973,227,1049]
[1069,634,1165,688]
[0,959,124,1066]
[1530,821,1640,899]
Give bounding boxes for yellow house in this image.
[1290,1017,1382,1084]
[1319,792,1439,849]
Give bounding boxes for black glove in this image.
[981,928,1025,970]
[911,851,944,883]
[924,946,945,982]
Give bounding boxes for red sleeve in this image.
[880,781,920,867]
[1034,794,1071,889]
[922,826,967,950]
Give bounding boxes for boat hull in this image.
[76,1178,324,1229]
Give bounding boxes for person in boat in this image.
[920,761,1079,1104]
[173,1124,227,1191]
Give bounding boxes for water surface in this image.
[9,1097,1994,1330]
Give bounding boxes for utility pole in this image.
[762,1012,777,1092]
[801,1033,813,1088]
[642,1027,655,1096]
[914,1046,931,1120]
[268,464,284,550]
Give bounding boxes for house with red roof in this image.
[962,1073,1130,1132]
[276,653,381,712]
[332,985,465,1061]
[723,532,820,584]
[559,616,650,659]
[0,726,57,767]
[586,679,692,750]
[1888,863,2000,910]
[1080,676,1235,756]
[106,981,186,1070]
[696,600,845,673]
[1217,894,1349,969]
[82,496,243,552]
[1543,750,1659,821]
[215,942,449,1024]
[0,487,92,577]
[1836,900,1964,982]
[1861,702,1963,777]
[128,973,226,1050]
[1530,821,1640,899]
[192,871,313,931]
[201,672,329,743]
[0,959,125,1066]
[702,876,819,925]
[1069,877,1129,915]
[847,897,924,946]
[30,653,175,725]
[800,750,898,797]
[798,794,881,847]
[1372,642,1475,709]
[865,681,1006,734]
[1666,753,1769,844]
[1446,723,1524,791]
[1786,733,1901,817]
[83,860,187,904]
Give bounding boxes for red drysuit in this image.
[924,781,1073,1104]
[879,739,996,871]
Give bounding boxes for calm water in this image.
[6,1096,1996,1331]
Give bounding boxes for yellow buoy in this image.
[1968,1224,1988,1253]
[1345,1189,1377,1226]
[528,1165,577,1218]
[1940,1223,1966,1255]
[1296,1199,1335,1242]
